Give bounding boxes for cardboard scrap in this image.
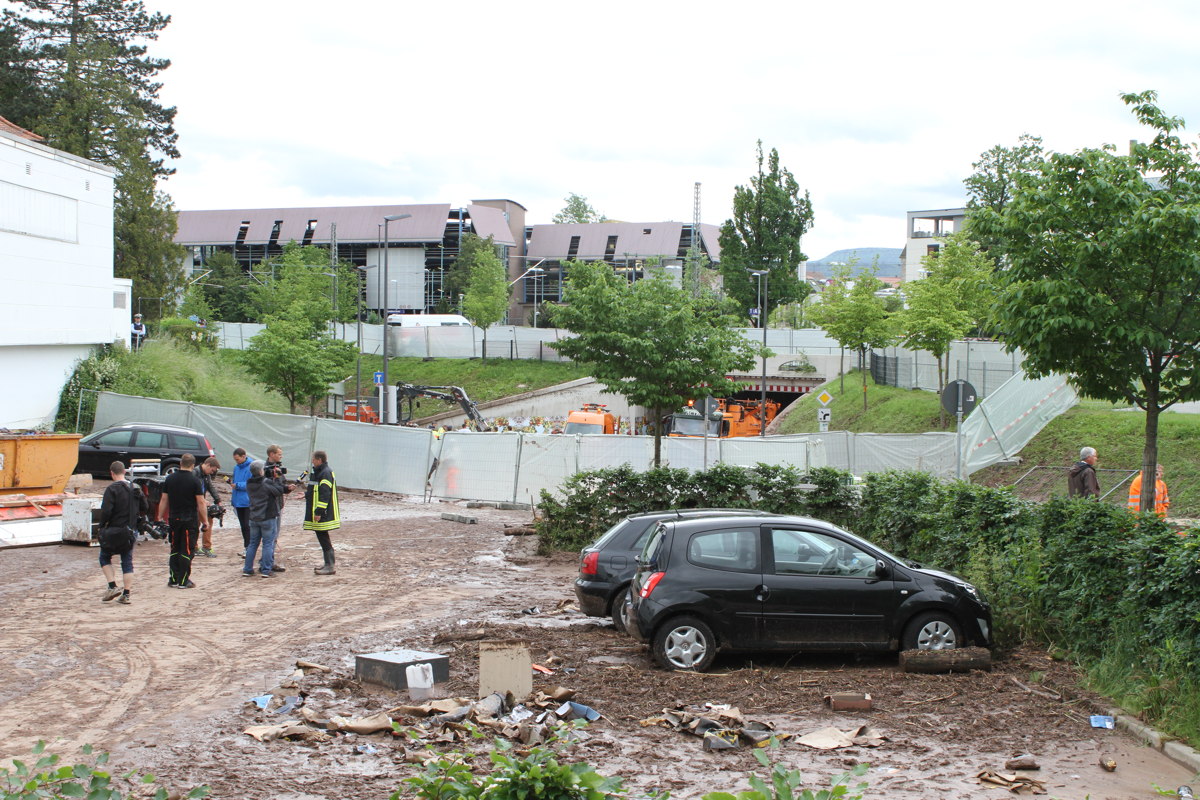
[328,712,393,735]
[244,721,330,743]
[795,725,887,751]
[643,704,786,750]
[976,770,1047,794]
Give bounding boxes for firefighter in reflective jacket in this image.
[1127,464,1170,518]
[303,450,340,575]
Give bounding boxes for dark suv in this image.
[574,509,768,632]
[76,423,216,477]
[628,514,992,671]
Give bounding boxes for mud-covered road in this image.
[0,486,1192,799]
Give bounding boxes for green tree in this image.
[971,91,1200,512]
[963,134,1045,259]
[552,192,607,224]
[252,243,359,329]
[809,261,895,411]
[459,234,509,359]
[198,251,256,323]
[550,260,759,466]
[244,315,356,414]
[718,140,814,321]
[0,20,49,129]
[443,230,488,301]
[4,0,183,316]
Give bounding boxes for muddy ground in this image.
[0,485,1194,800]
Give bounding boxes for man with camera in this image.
[263,444,294,572]
[193,456,222,557]
[98,460,147,604]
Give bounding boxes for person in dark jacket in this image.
[159,453,208,588]
[304,451,340,575]
[193,456,222,557]
[243,460,286,578]
[1067,446,1100,498]
[98,461,147,604]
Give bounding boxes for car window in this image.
[96,430,134,447]
[172,433,203,451]
[133,431,167,448]
[687,528,758,572]
[770,528,874,577]
[640,523,667,564]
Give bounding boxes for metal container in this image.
[0,434,83,496]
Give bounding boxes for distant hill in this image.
[806,248,902,278]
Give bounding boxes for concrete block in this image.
[1115,715,1162,749]
[440,513,477,524]
[355,649,449,691]
[479,640,532,699]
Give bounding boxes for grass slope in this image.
[776,370,948,434]
[354,356,591,404]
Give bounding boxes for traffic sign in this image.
[817,407,831,423]
[373,371,385,386]
[816,390,834,406]
[940,380,977,416]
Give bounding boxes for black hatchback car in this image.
[574,509,768,631]
[628,514,992,671]
[76,423,216,477]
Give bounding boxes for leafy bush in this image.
[703,749,868,800]
[0,741,208,800]
[156,317,219,351]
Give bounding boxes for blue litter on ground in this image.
[1090,715,1115,729]
[249,694,273,710]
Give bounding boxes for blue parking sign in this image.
[373,371,385,386]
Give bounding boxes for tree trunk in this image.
[839,346,845,394]
[900,647,992,673]
[1141,375,1161,513]
[861,347,869,412]
[652,404,663,467]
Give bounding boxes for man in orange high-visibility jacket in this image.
[1127,464,1170,517]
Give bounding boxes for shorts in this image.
[99,546,134,574]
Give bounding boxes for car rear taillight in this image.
[204,438,215,456]
[639,571,665,599]
[580,551,599,576]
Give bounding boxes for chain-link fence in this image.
[870,349,1021,398]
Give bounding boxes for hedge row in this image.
[537,465,1200,744]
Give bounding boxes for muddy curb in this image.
[1104,707,1200,775]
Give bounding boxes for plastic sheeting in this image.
[961,370,1078,476]
[720,435,819,470]
[514,434,579,506]
[189,404,315,475]
[431,432,521,502]
[578,435,654,473]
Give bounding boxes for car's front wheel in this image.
[903,611,963,651]
[653,616,716,671]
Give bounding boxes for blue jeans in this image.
[244,517,279,575]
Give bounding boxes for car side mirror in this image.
[91,442,102,448]
[875,560,891,579]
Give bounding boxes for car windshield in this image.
[564,422,603,435]
[670,415,720,436]
[638,522,668,566]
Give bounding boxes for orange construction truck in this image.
[667,398,780,438]
[565,403,617,435]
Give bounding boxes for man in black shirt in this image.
[158,453,209,588]
[98,461,146,604]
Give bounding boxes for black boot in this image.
[314,549,336,575]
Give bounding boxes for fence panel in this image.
[94,392,192,431]
[577,436,654,474]
[719,435,815,471]
[514,434,579,506]
[961,370,1078,475]
[430,432,521,502]
[314,417,431,495]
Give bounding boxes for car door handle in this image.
[756,584,770,601]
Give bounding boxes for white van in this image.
[386,314,472,328]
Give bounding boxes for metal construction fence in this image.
[88,392,991,502]
[212,322,848,361]
[870,341,1023,398]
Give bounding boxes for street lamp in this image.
[508,263,545,287]
[750,269,769,436]
[381,212,412,424]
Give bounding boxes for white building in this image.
[0,116,124,429]
[899,207,965,283]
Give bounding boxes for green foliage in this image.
[704,749,869,800]
[0,741,208,800]
[550,261,759,465]
[55,340,290,431]
[198,251,257,323]
[535,464,854,553]
[964,134,1045,218]
[244,316,356,413]
[459,235,509,356]
[376,357,588,404]
[775,371,944,436]
[395,725,654,800]
[809,262,896,412]
[971,91,1200,511]
[156,317,218,351]
[252,243,360,329]
[552,192,607,224]
[719,141,814,318]
[178,287,214,324]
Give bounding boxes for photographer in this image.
[243,461,286,577]
[263,444,294,572]
[193,456,222,557]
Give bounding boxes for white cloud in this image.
[154,0,1200,259]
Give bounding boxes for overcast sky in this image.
[154,0,1200,260]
